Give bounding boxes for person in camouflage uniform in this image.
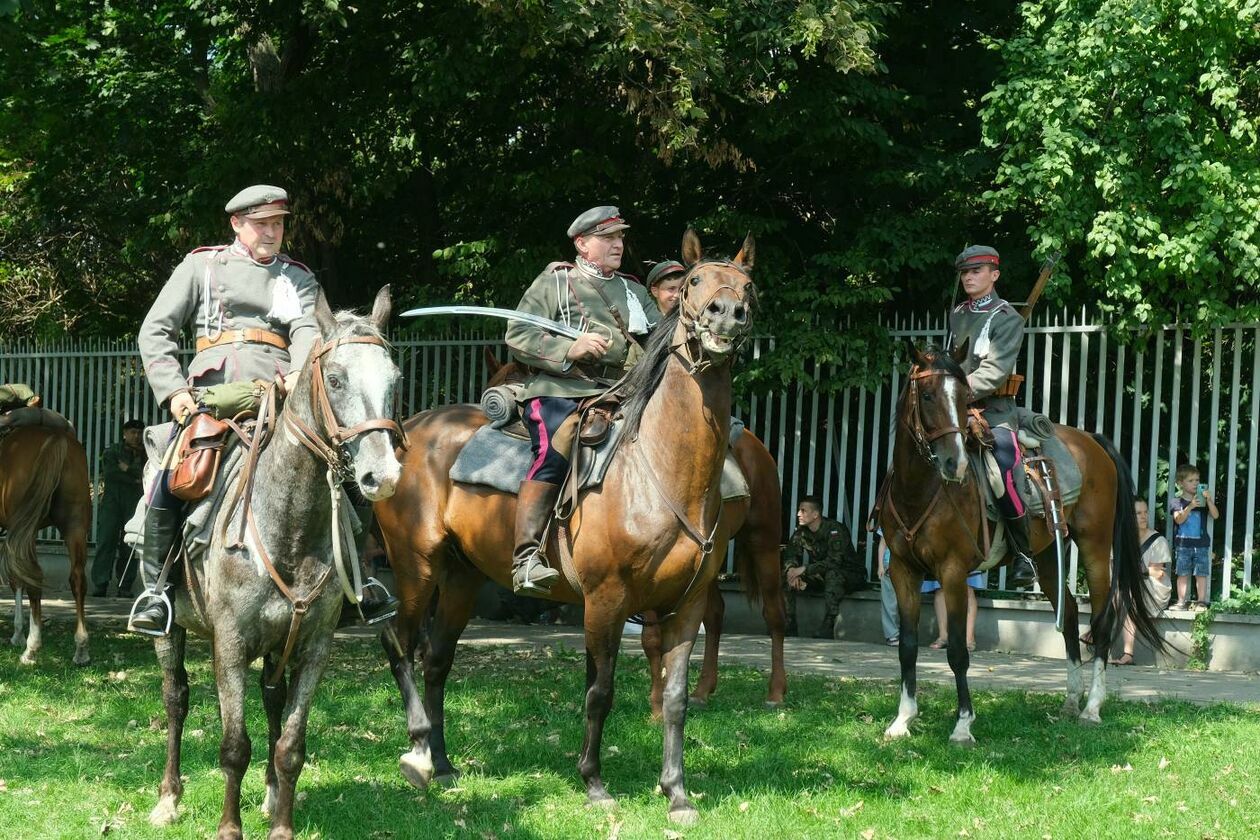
[129,184,397,635]
[947,245,1036,589]
[781,495,868,638]
[505,205,660,594]
[91,419,145,597]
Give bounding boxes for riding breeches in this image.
[523,396,580,484]
[991,425,1025,519]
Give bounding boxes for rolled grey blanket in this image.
[1016,407,1056,439]
[481,385,520,427]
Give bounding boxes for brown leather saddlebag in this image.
[168,412,230,502]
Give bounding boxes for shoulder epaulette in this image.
[615,270,644,285]
[188,245,228,256]
[278,254,312,274]
[544,261,574,273]
[952,301,968,313]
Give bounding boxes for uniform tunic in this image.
[506,260,660,401]
[138,241,321,408]
[781,517,867,619]
[948,293,1023,430]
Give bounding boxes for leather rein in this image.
[225,332,408,687]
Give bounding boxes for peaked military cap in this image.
[567,205,630,239]
[955,244,1000,270]
[646,260,686,288]
[122,418,144,431]
[225,185,291,219]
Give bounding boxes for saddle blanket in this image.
[0,406,74,437]
[450,418,751,501]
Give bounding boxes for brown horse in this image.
[482,353,788,711]
[878,344,1162,745]
[375,230,755,823]
[0,421,93,666]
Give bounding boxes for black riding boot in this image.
[511,480,562,595]
[128,507,182,636]
[815,611,838,640]
[1005,514,1038,589]
[336,500,400,628]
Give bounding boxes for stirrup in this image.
[356,577,399,625]
[513,557,559,595]
[127,590,173,638]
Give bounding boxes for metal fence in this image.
[3,310,1257,597]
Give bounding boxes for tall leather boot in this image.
[128,507,182,636]
[1004,514,1038,589]
[337,499,400,628]
[511,480,562,595]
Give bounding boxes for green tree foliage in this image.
[0,1,1022,390]
[981,0,1260,331]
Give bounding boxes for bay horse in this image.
[146,287,404,840]
[879,343,1162,745]
[0,420,92,666]
[482,353,788,711]
[375,230,755,824]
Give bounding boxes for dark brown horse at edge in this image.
[0,419,93,666]
[878,343,1163,745]
[483,352,789,712]
[375,230,756,824]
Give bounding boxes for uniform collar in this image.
[966,292,997,312]
[575,255,615,281]
[229,237,278,267]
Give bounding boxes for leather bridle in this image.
[903,363,969,480]
[671,258,756,374]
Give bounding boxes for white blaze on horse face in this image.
[340,341,402,501]
[941,376,969,481]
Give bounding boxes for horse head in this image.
[677,229,757,360]
[304,285,405,501]
[906,340,972,483]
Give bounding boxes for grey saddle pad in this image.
[450,416,750,500]
[968,417,1083,522]
[0,406,74,435]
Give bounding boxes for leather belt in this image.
[196,329,288,354]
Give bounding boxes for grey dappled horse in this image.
[147,287,403,840]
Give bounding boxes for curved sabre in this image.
[398,305,584,339]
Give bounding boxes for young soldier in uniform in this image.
[645,259,686,315]
[129,185,397,634]
[948,245,1037,589]
[505,206,660,594]
[91,419,146,597]
[781,495,867,638]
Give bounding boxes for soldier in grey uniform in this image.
[504,206,660,594]
[130,185,397,634]
[948,245,1037,589]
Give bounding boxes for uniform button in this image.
[225,310,234,317]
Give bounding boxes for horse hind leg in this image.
[688,583,724,708]
[149,626,189,827]
[260,655,288,818]
[66,528,91,665]
[19,587,42,666]
[640,614,666,720]
[10,588,24,649]
[420,562,483,786]
[1038,554,1085,719]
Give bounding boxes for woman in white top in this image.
[1112,499,1172,664]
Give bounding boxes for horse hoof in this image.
[883,724,911,740]
[949,734,977,749]
[266,828,294,840]
[668,805,699,825]
[1078,713,1102,727]
[73,650,91,667]
[261,785,277,818]
[764,700,783,710]
[434,770,462,788]
[18,652,36,666]
[149,794,180,826]
[1059,702,1081,719]
[689,695,708,709]
[399,750,435,790]
[587,794,617,811]
[9,634,23,648]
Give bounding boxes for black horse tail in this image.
[1091,433,1167,657]
[0,433,65,593]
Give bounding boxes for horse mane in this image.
[619,305,682,438]
[332,309,387,342]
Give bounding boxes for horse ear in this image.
[681,228,703,266]
[733,232,755,271]
[483,347,502,376]
[951,336,971,365]
[314,289,338,338]
[370,285,392,332]
[907,339,926,366]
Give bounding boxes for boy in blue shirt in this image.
[1169,464,1219,609]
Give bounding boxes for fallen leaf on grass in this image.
[839,800,864,817]
[1158,756,1170,770]
[1110,763,1133,773]
[663,831,683,840]
[861,829,876,840]
[738,801,750,812]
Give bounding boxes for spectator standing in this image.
[923,572,983,651]
[90,419,145,597]
[1169,464,1219,609]
[1112,498,1173,664]
[875,530,899,646]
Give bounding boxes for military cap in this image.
[645,260,686,288]
[955,244,1000,270]
[122,418,144,431]
[567,206,630,239]
[225,185,291,219]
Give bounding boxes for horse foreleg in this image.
[260,654,288,819]
[640,614,665,720]
[422,565,481,786]
[1039,557,1085,719]
[213,644,251,840]
[1080,656,1108,726]
[267,639,332,840]
[19,588,41,666]
[689,583,723,708]
[9,588,24,649]
[884,563,923,740]
[579,611,625,808]
[659,601,705,826]
[382,615,434,791]
[67,530,91,665]
[941,578,976,747]
[149,626,189,827]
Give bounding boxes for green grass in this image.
[1,621,1258,839]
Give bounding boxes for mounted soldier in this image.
[947,245,1037,589]
[129,184,398,634]
[504,206,661,594]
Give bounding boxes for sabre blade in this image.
[398,305,583,339]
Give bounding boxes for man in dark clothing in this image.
[91,419,145,597]
[782,495,868,638]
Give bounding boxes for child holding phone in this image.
[1169,464,1219,609]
